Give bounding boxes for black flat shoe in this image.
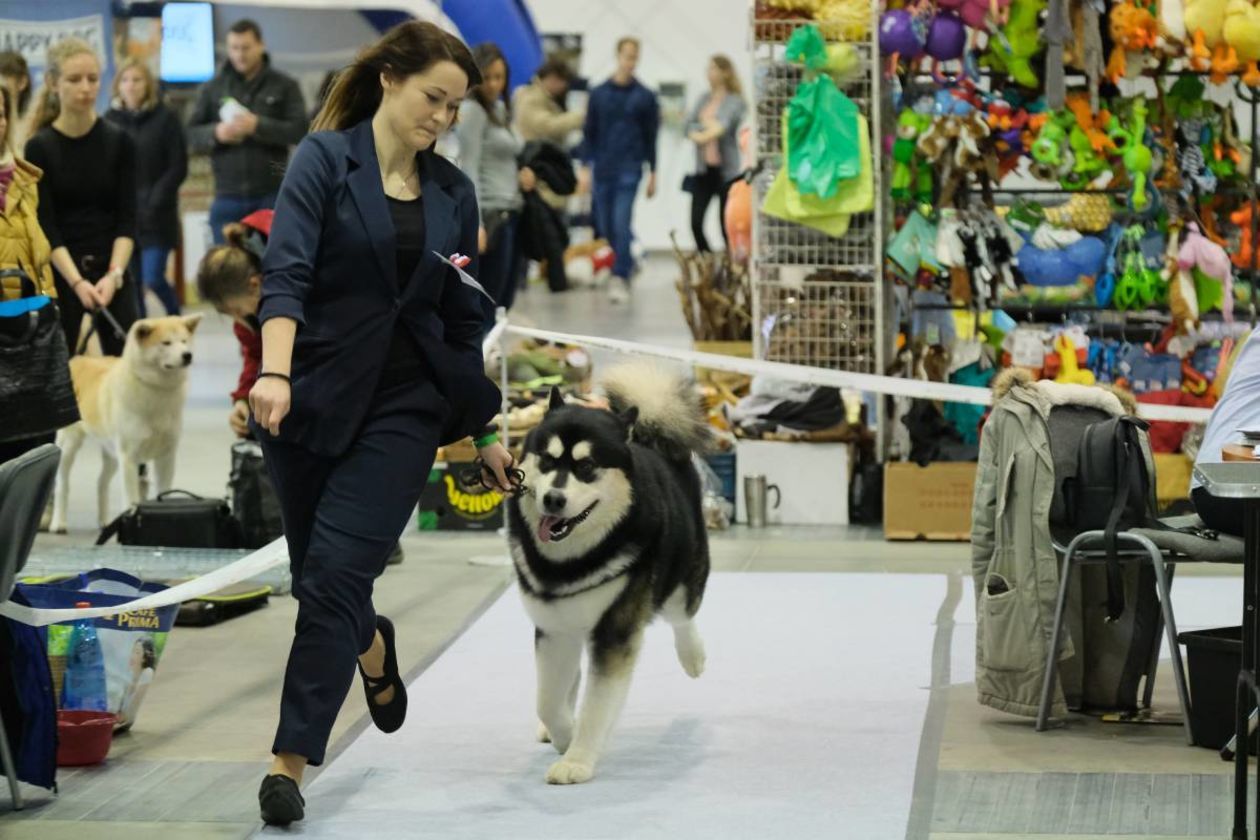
[359,615,407,733]
[259,774,304,826]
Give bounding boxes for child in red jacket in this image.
[196,210,404,566]
[196,210,271,437]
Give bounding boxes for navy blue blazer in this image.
[254,119,500,457]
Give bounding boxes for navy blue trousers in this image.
[261,378,446,765]
[593,167,641,281]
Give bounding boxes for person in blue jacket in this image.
[245,21,517,827]
[580,37,659,305]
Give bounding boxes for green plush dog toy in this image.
[982,0,1048,88]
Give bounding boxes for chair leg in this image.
[1145,543,1195,746]
[1037,547,1076,731]
[1142,562,1176,711]
[0,705,23,811]
[1144,611,1164,711]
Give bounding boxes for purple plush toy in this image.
[925,11,967,61]
[880,7,928,57]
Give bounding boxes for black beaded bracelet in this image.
[256,372,291,384]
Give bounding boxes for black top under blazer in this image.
[255,119,500,457]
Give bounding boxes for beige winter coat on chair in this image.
[971,369,1137,718]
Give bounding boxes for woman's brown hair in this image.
[112,58,159,111]
[0,52,31,116]
[196,223,261,307]
[711,54,743,98]
[31,38,99,132]
[0,86,12,157]
[310,20,481,133]
[470,42,510,126]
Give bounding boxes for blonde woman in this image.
[106,59,187,315]
[24,38,137,355]
[684,55,746,253]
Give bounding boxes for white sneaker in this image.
[608,277,630,305]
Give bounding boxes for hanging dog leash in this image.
[74,304,130,356]
[461,454,530,498]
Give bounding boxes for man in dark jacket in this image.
[581,37,659,305]
[187,19,306,244]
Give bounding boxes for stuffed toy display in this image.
[766,0,1260,454]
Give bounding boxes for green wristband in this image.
[473,432,499,449]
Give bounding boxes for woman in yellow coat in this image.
[0,83,85,463]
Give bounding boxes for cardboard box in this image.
[1154,452,1193,511]
[693,341,752,387]
[883,461,978,541]
[416,461,504,532]
[735,440,850,526]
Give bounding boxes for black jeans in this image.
[54,252,139,356]
[1193,486,1245,538]
[481,209,520,311]
[690,166,732,253]
[261,377,446,765]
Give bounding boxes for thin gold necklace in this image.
[387,167,418,200]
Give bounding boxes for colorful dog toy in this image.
[1106,0,1161,81]
[1054,334,1096,385]
[1108,97,1154,211]
[981,0,1047,88]
[1224,0,1260,85]
[1184,0,1239,80]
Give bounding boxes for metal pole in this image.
[496,307,510,447]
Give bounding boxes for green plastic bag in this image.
[762,112,873,238]
[785,23,828,71]
[786,77,860,198]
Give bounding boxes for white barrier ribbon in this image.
[1,318,1214,625]
[501,325,1216,425]
[1,539,289,627]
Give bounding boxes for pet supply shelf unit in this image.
[892,64,1260,338]
[749,12,885,381]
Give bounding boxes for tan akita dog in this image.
[50,315,202,533]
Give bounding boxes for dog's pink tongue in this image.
[538,516,562,543]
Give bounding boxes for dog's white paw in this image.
[546,758,594,785]
[677,642,706,678]
[52,525,68,535]
[537,721,551,744]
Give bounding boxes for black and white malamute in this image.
[507,362,712,785]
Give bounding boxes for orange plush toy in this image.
[1107,1,1160,80]
[1232,204,1256,270]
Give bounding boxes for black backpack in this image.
[228,441,285,549]
[1071,416,1157,621]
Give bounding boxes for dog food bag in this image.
[18,569,178,731]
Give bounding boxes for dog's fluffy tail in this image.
[600,361,712,461]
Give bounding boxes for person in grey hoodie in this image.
[684,55,746,254]
[187,19,306,244]
[456,42,536,311]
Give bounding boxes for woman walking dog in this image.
[246,21,516,825]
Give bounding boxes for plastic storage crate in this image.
[1178,626,1256,752]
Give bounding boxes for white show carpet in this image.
[285,573,951,839]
